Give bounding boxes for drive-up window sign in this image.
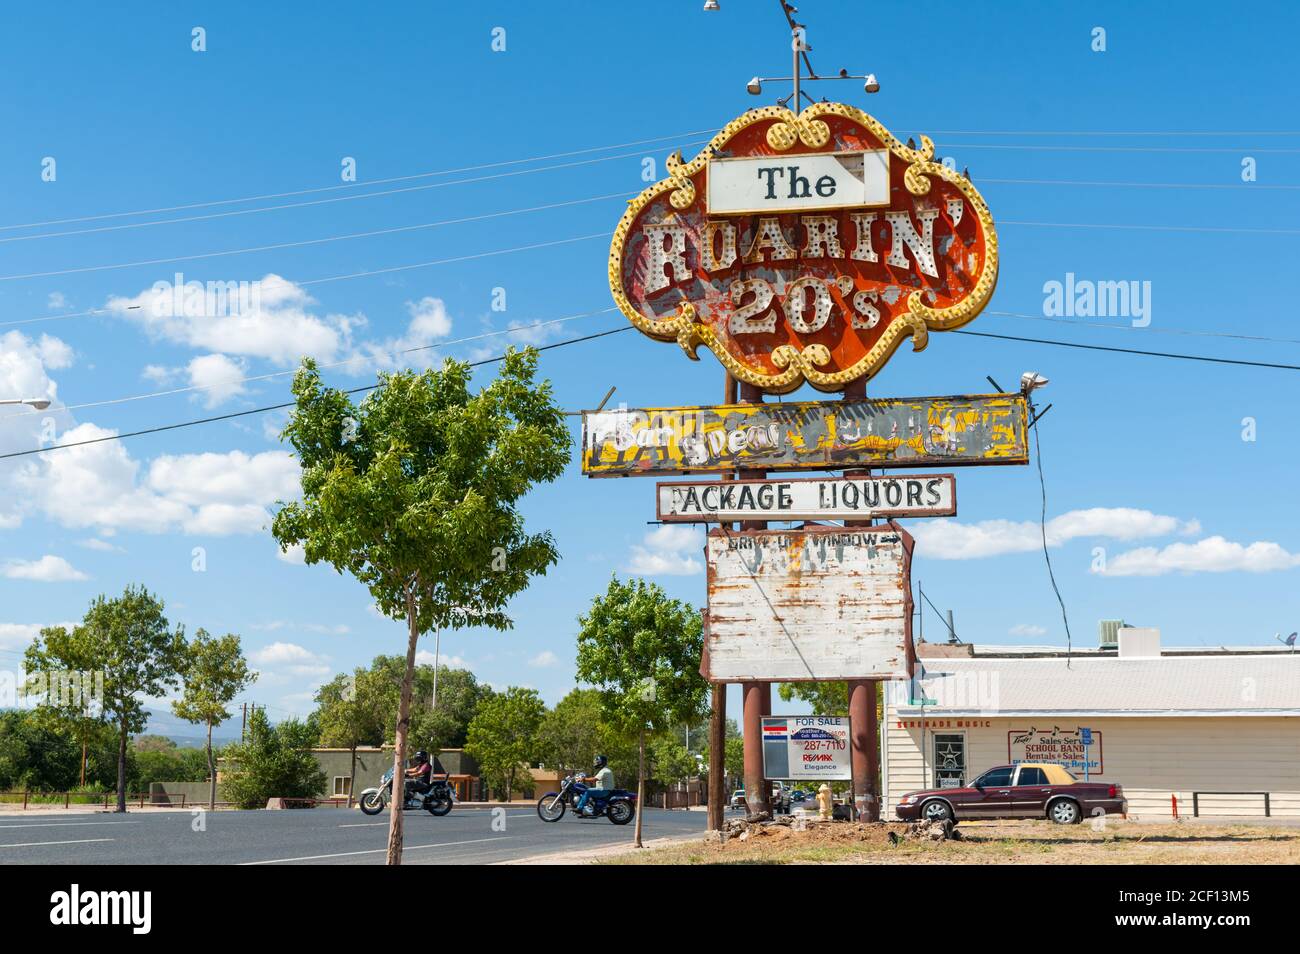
[762,716,851,780]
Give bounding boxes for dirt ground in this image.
[603,818,1300,865]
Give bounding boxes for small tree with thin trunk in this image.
[26,586,186,812]
[172,629,256,809]
[315,668,392,807]
[576,577,709,847]
[464,686,544,800]
[272,349,569,864]
[22,625,104,788]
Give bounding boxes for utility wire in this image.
[0,145,704,246]
[989,310,1300,346]
[951,329,1300,371]
[0,129,716,233]
[1032,415,1073,666]
[1,307,619,419]
[0,326,634,461]
[0,193,632,282]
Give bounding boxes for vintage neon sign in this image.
[609,103,998,394]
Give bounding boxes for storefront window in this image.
[933,733,965,788]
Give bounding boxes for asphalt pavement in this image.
[0,805,709,865]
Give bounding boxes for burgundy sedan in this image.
[895,763,1127,825]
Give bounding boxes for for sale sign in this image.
[761,716,852,781]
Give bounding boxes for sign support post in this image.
[738,381,773,820]
[706,371,737,832]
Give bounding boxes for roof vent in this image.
[1118,627,1162,658]
[1098,619,1126,648]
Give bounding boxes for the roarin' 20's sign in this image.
[609,102,998,394]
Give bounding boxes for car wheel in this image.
[1048,798,1082,825]
[921,799,953,822]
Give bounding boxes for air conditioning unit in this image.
[1098,619,1126,649]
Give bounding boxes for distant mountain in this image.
[139,707,242,748]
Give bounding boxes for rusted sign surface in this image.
[703,524,915,683]
[609,102,998,394]
[582,393,1026,476]
[657,474,955,522]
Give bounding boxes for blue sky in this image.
[1,0,1298,725]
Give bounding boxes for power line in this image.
[0,325,635,461]
[984,177,1300,191]
[951,328,1300,371]
[0,129,716,233]
[0,192,632,282]
[2,307,619,419]
[0,145,704,247]
[989,310,1300,346]
[1001,219,1300,236]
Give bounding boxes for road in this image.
[0,806,710,865]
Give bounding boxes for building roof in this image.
[894,651,1300,717]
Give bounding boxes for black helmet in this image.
[412,750,429,764]
[593,754,608,770]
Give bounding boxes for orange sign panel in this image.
[609,103,998,394]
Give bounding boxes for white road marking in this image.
[337,813,533,828]
[0,821,140,829]
[241,835,510,865]
[0,837,115,848]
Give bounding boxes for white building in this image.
[882,628,1300,820]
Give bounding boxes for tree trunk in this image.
[385,586,420,866]
[634,726,646,848]
[348,743,357,809]
[206,719,217,811]
[115,718,128,813]
[79,736,87,788]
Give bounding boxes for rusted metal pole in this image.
[842,377,881,821]
[707,372,739,831]
[736,380,772,820]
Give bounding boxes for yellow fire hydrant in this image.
[816,783,833,820]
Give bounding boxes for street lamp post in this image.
[0,398,51,410]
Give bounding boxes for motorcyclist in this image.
[575,754,614,817]
[404,750,433,802]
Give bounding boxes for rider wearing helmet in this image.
[404,750,434,799]
[575,754,614,817]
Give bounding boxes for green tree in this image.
[130,738,209,788]
[408,666,490,753]
[221,709,326,809]
[777,681,848,715]
[576,577,710,846]
[20,625,104,786]
[465,687,544,800]
[273,350,569,864]
[315,667,393,807]
[172,630,257,809]
[26,586,186,812]
[536,688,638,782]
[649,733,698,786]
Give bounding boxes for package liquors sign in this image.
[761,716,852,781]
[703,524,914,682]
[609,102,998,394]
[582,393,1027,476]
[656,474,955,522]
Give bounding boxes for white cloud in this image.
[415,650,468,668]
[0,621,77,651]
[251,620,349,635]
[911,507,1193,560]
[626,525,703,576]
[276,542,306,564]
[78,538,122,552]
[1097,536,1300,577]
[18,428,299,536]
[1008,623,1047,638]
[249,641,330,677]
[2,555,88,582]
[354,296,455,371]
[36,335,74,370]
[106,273,364,365]
[529,650,559,668]
[47,292,69,310]
[186,353,247,407]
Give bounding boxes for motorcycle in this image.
[358,766,455,817]
[536,773,636,825]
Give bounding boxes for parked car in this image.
[729,789,747,810]
[729,785,792,813]
[894,763,1126,825]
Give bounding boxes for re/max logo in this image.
[49,884,151,934]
